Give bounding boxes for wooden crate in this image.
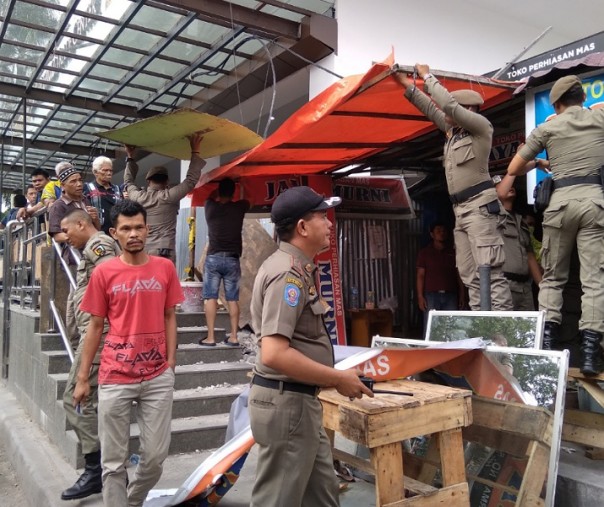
[320,379,472,506]
[564,368,604,459]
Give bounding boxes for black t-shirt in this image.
[205,199,250,256]
[84,181,122,234]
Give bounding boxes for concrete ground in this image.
[2,382,603,507]
[0,383,375,507]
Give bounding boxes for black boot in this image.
[542,321,560,350]
[580,330,604,376]
[61,450,103,500]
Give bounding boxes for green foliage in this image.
[429,315,536,347]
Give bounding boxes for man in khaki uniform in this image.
[395,65,512,311]
[249,186,373,507]
[505,75,604,375]
[124,133,204,263]
[495,174,542,310]
[59,209,119,500]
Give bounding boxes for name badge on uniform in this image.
[284,284,301,307]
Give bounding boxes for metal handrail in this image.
[49,300,74,363]
[51,239,78,291]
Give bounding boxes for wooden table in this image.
[319,379,472,506]
[348,308,393,347]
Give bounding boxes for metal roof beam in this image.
[0,82,155,118]
[0,136,118,158]
[156,0,300,40]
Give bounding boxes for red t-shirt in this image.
[416,243,458,293]
[80,256,184,384]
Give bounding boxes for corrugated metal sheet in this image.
[337,207,422,335]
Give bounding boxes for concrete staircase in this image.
[37,310,252,468]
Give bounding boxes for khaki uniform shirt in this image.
[501,211,532,276]
[251,241,334,383]
[405,76,497,214]
[124,157,204,252]
[519,105,604,205]
[74,231,119,335]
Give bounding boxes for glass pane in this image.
[129,73,167,91]
[102,47,143,68]
[181,19,230,44]
[88,64,129,82]
[161,40,207,63]
[79,77,114,94]
[5,25,53,48]
[57,35,102,59]
[12,3,62,30]
[145,58,185,77]
[133,5,182,31]
[114,28,162,53]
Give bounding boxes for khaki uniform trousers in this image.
[454,208,513,311]
[509,280,535,311]
[63,339,103,455]
[539,198,604,333]
[98,368,174,507]
[249,384,339,507]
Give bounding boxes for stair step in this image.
[49,362,252,399]
[174,362,252,390]
[172,384,246,419]
[59,383,247,433]
[41,350,72,374]
[42,343,244,375]
[176,343,245,364]
[65,413,232,457]
[175,310,231,329]
[177,326,226,345]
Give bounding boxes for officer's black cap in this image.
[271,186,341,226]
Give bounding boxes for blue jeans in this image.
[423,292,458,331]
[202,254,241,301]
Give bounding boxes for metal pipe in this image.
[49,300,74,363]
[51,239,77,290]
[22,98,26,192]
[478,264,492,311]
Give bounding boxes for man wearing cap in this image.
[48,163,101,355]
[395,64,512,311]
[249,186,373,506]
[124,133,204,263]
[504,75,604,375]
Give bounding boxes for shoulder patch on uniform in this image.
[91,243,108,257]
[284,284,301,307]
[285,277,303,289]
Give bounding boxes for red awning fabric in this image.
[192,61,517,206]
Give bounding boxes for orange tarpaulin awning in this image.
[191,61,517,206]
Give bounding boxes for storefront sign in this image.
[333,176,412,214]
[488,31,604,81]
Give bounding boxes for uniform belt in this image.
[449,180,494,205]
[252,375,319,396]
[553,175,601,189]
[504,272,530,283]
[211,251,239,258]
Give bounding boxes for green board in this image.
[97,108,263,159]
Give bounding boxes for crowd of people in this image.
[2,68,603,507]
